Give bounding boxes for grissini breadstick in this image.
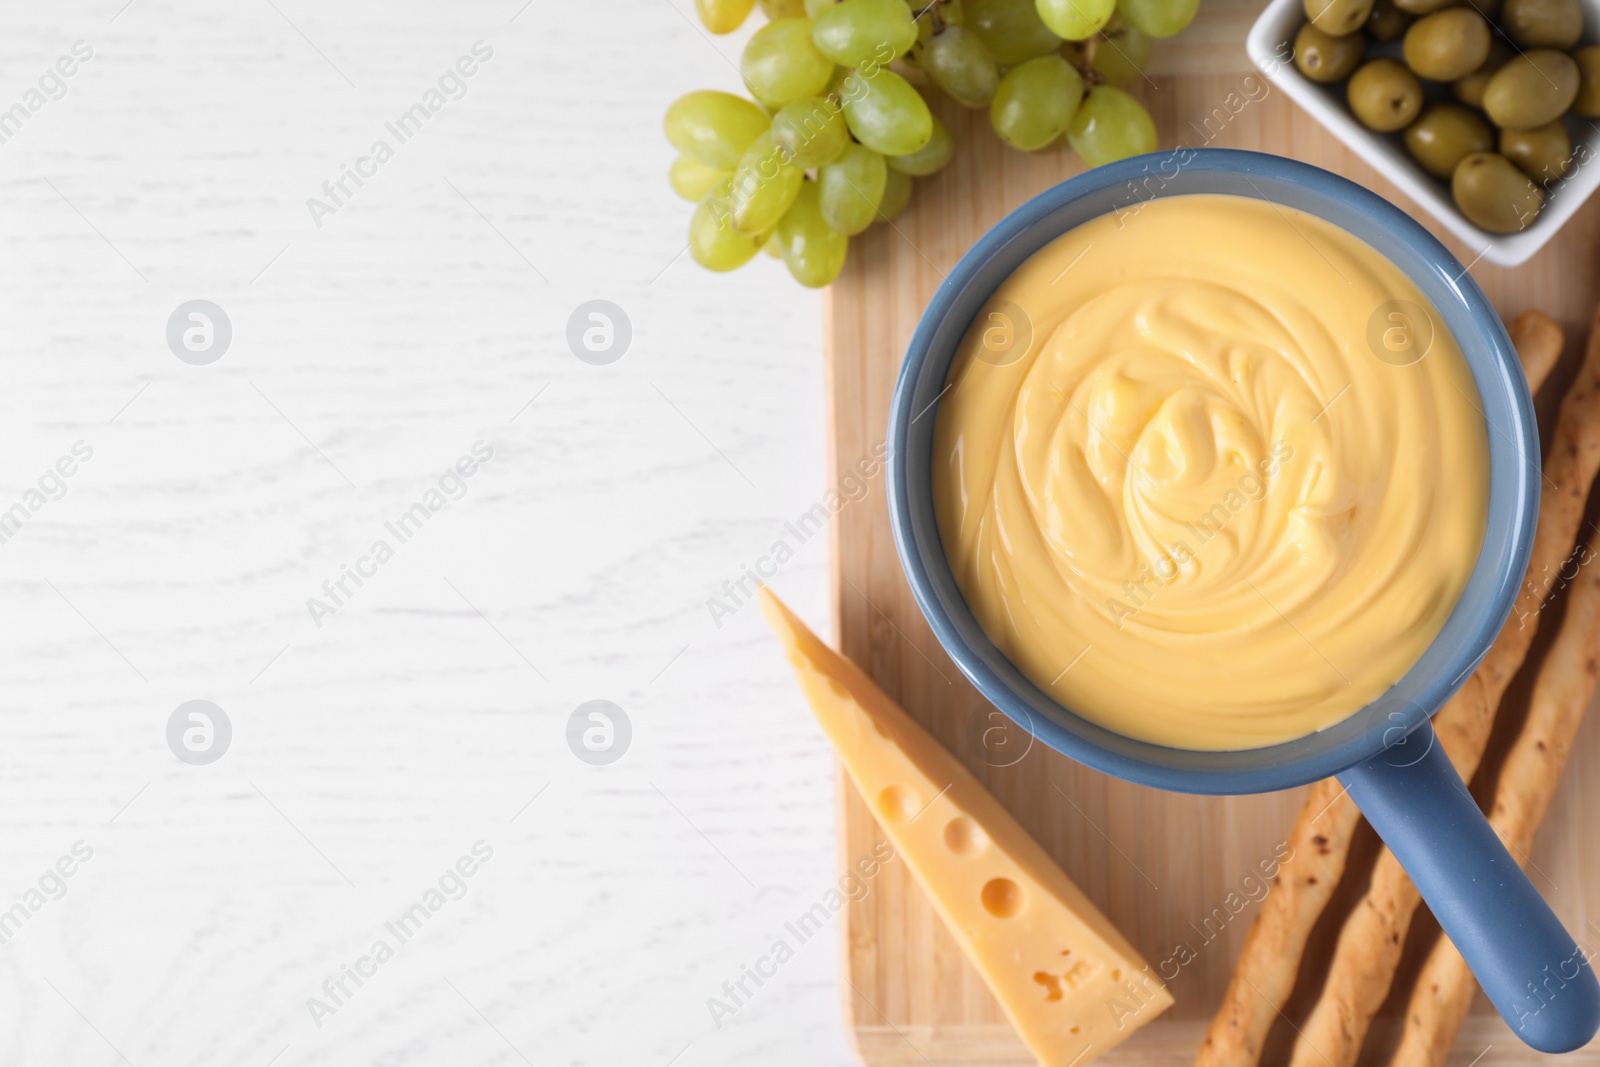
[1195,311,1568,1067]
[1286,309,1597,1067]
[1388,541,1600,1067]
[1194,780,1365,1067]
[1512,310,1565,395]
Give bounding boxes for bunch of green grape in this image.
[667,0,1200,286]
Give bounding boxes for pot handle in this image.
[1339,719,1600,1053]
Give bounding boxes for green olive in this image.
[1402,9,1491,82]
[1366,0,1413,40]
[1500,120,1573,181]
[1348,58,1425,131]
[1391,0,1454,17]
[1501,0,1584,48]
[1452,39,1510,107]
[1305,0,1376,35]
[1483,49,1580,129]
[1574,45,1600,117]
[1405,103,1496,178]
[1295,21,1368,81]
[1452,151,1544,231]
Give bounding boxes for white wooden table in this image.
[0,2,853,1063]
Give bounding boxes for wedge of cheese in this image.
[760,588,1172,1066]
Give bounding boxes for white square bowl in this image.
[1247,0,1600,266]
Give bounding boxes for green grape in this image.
[814,0,919,64]
[771,96,851,166]
[919,25,1000,106]
[819,143,888,234]
[776,180,850,287]
[763,232,784,257]
[691,182,763,271]
[840,68,934,155]
[697,0,757,32]
[760,0,810,15]
[743,18,837,109]
[967,0,1063,66]
[877,167,914,221]
[1066,85,1156,165]
[990,55,1083,150]
[1088,17,1152,86]
[806,0,836,12]
[671,154,730,201]
[664,91,771,171]
[1115,0,1197,37]
[729,130,806,234]
[887,112,955,173]
[1037,0,1116,40]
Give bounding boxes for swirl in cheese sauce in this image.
[933,194,1489,751]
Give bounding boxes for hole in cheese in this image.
[981,876,1025,918]
[877,784,920,822]
[942,815,988,856]
[1032,959,1098,1004]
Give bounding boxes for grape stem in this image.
[1081,35,1101,85]
[910,0,954,34]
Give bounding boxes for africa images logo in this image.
[305,841,494,1028]
[305,41,494,229]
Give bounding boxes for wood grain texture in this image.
[0,2,866,1066]
[824,4,1600,1062]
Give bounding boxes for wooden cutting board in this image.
[822,1,1600,1063]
